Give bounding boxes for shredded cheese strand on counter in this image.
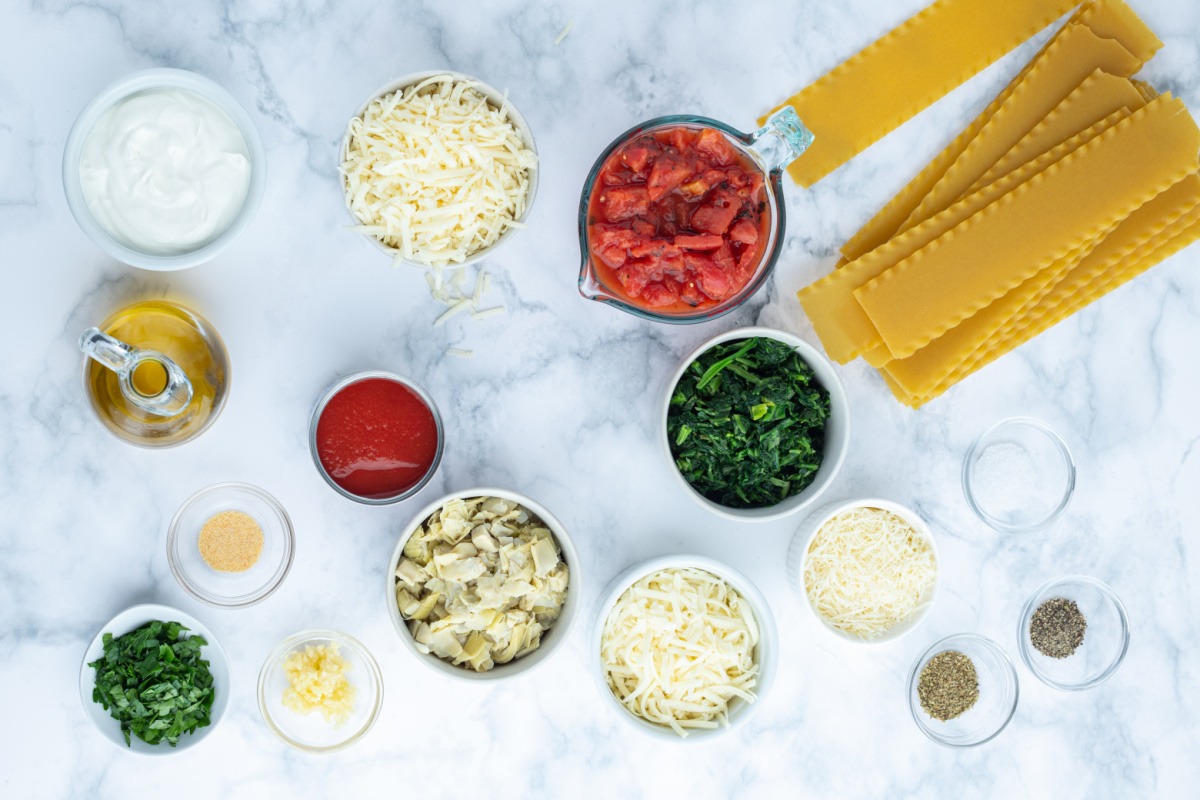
[601,568,759,738]
[803,507,937,640]
[340,74,536,268]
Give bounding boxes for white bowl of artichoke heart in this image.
[385,488,581,681]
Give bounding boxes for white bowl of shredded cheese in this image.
[788,499,940,645]
[591,555,778,742]
[339,71,539,268]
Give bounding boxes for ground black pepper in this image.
[1030,597,1087,658]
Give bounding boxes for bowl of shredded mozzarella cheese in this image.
[592,555,778,741]
[788,499,940,644]
[339,71,539,269]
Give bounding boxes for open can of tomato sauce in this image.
[578,108,813,323]
[308,371,444,505]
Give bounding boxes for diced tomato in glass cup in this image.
[584,125,770,315]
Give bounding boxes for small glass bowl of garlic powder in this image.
[257,630,383,753]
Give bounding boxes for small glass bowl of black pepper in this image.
[1017,576,1129,691]
[907,633,1019,747]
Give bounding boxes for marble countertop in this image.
[3,1,1199,797]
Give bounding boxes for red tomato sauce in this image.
[315,378,439,499]
[587,125,769,313]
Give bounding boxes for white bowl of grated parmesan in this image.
[339,71,539,269]
[788,498,940,645]
[591,555,779,742]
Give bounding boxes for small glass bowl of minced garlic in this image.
[167,482,295,608]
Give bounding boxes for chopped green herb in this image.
[88,620,215,747]
[667,337,831,508]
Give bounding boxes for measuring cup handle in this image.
[747,107,815,174]
[79,327,135,374]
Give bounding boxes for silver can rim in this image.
[308,370,445,505]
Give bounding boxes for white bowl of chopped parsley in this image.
[78,604,230,754]
[661,327,849,521]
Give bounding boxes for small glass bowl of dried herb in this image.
[906,633,1019,747]
[167,482,295,609]
[1017,575,1129,691]
[660,327,850,522]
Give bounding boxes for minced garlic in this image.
[281,643,357,727]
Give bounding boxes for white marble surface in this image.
[2,1,1199,797]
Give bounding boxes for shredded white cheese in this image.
[600,568,759,738]
[554,19,574,46]
[803,507,937,640]
[341,74,536,268]
[470,306,506,321]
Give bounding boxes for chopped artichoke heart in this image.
[531,538,559,576]
[396,587,420,617]
[395,557,428,588]
[409,592,441,621]
[442,556,487,583]
[395,496,570,672]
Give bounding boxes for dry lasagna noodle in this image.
[759,0,1077,188]
[897,175,1200,405]
[852,96,1200,360]
[839,0,1162,261]
[801,81,1139,367]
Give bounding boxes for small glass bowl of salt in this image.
[962,417,1075,534]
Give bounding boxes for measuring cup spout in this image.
[747,107,815,174]
[79,327,194,417]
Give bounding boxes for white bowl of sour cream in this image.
[63,68,266,270]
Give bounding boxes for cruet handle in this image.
[79,327,193,417]
[746,107,815,174]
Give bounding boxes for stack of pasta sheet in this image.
[798,0,1200,408]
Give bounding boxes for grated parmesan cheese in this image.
[340,74,536,268]
[600,568,759,738]
[554,19,574,46]
[803,507,937,640]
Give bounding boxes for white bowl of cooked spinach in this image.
[78,604,230,754]
[661,327,849,521]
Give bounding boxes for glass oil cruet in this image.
[80,300,231,447]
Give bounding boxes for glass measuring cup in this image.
[80,300,231,447]
[577,107,813,323]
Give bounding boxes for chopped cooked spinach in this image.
[88,620,215,747]
[667,337,831,508]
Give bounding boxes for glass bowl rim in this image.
[576,114,787,325]
[256,628,384,754]
[961,416,1076,534]
[1016,574,1130,691]
[166,481,295,608]
[905,632,1020,748]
